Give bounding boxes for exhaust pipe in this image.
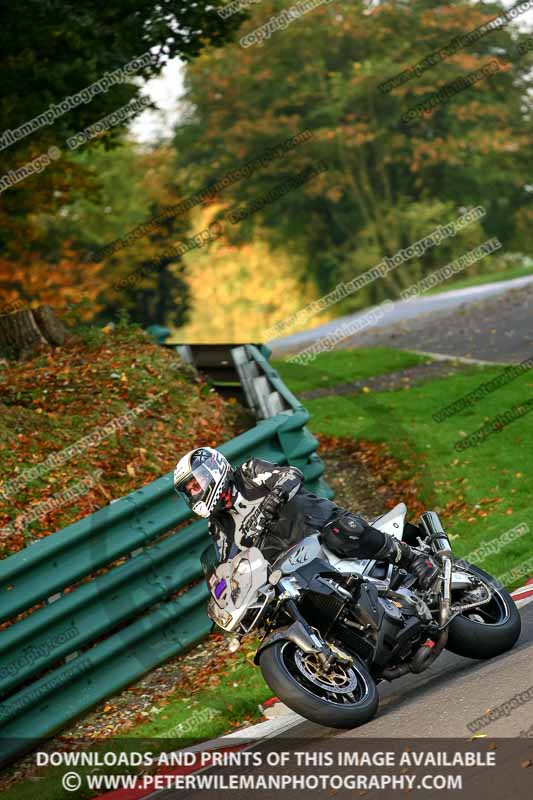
[419,511,453,560]
[409,555,452,673]
[382,556,453,680]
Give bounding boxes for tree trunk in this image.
[0,305,71,359]
[32,305,71,346]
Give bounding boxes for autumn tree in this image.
[176,207,322,341]
[171,0,532,311]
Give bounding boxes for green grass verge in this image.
[126,640,271,742]
[272,347,430,394]
[277,350,532,591]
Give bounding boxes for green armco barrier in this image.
[0,588,212,765]
[0,518,210,696]
[0,345,332,766]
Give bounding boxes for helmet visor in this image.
[174,461,215,507]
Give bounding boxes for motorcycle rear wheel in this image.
[259,641,378,729]
[446,561,521,659]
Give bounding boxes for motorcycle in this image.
[202,504,522,729]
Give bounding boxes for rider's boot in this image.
[374,533,439,590]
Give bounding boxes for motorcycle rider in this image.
[173,446,438,590]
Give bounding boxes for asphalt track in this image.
[269,274,533,363]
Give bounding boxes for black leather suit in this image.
[208,458,387,564]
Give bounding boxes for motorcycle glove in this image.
[260,488,287,526]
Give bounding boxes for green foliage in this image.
[75,324,108,349]
[0,0,241,149]
[425,255,533,294]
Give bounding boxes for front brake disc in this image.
[294,649,359,693]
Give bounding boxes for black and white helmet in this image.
[173,447,233,518]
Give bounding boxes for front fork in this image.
[284,598,336,668]
[255,591,349,670]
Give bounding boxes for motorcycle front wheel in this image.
[446,561,521,659]
[259,641,378,729]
